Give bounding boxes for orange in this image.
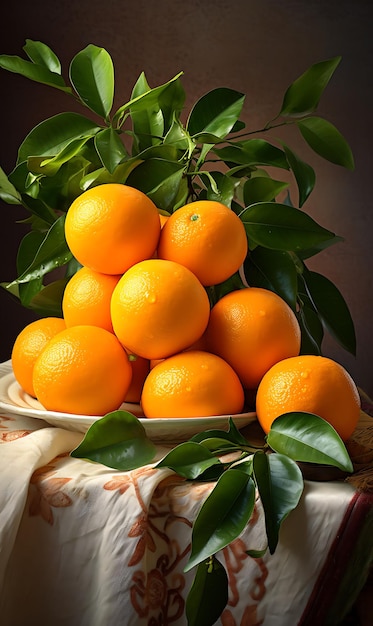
[157,200,248,286]
[204,287,301,390]
[64,183,161,275]
[11,316,66,397]
[62,266,121,333]
[110,258,210,360]
[32,325,132,415]
[125,353,150,403]
[141,350,245,418]
[255,355,361,441]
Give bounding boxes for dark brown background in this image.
[1,0,372,395]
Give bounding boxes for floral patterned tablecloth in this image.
[0,407,372,626]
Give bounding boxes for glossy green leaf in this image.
[197,437,242,454]
[185,469,255,571]
[267,412,354,473]
[243,176,289,205]
[94,128,128,174]
[130,72,164,154]
[190,419,250,447]
[15,231,44,307]
[164,117,194,156]
[214,139,289,169]
[23,39,61,73]
[244,247,298,310]
[297,117,354,170]
[240,202,336,251]
[18,191,57,225]
[6,215,72,287]
[126,159,186,211]
[156,442,221,479]
[158,76,186,132]
[253,451,303,553]
[17,113,101,164]
[27,156,94,214]
[147,164,186,211]
[69,44,114,119]
[80,157,143,189]
[28,279,67,316]
[296,235,344,260]
[280,56,341,117]
[199,170,238,207]
[0,167,22,204]
[282,143,315,206]
[0,54,68,91]
[31,137,93,177]
[246,547,268,558]
[186,556,228,626]
[187,87,245,139]
[301,270,356,355]
[71,410,156,470]
[192,464,228,483]
[113,72,183,127]
[297,301,324,355]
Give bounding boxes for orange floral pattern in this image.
[29,455,73,524]
[102,469,269,625]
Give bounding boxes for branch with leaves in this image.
[71,409,353,625]
[0,40,355,357]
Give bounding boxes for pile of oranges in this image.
[11,183,361,442]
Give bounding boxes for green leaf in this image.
[267,412,354,473]
[296,235,345,260]
[71,410,156,470]
[246,547,268,558]
[187,88,245,139]
[282,143,316,207]
[186,556,228,626]
[6,215,72,287]
[185,468,255,571]
[163,116,194,155]
[0,55,69,92]
[240,202,336,251]
[158,76,186,132]
[214,139,289,169]
[17,113,101,164]
[244,247,298,310]
[94,128,128,174]
[28,279,67,316]
[15,230,45,307]
[243,176,289,205]
[253,451,303,553]
[0,167,22,204]
[199,171,238,207]
[126,158,186,211]
[280,57,341,117]
[69,44,114,119]
[112,72,183,128]
[301,270,356,355]
[190,418,250,448]
[297,300,324,355]
[23,39,61,73]
[18,192,57,225]
[156,442,221,479]
[130,72,164,154]
[297,117,354,170]
[31,136,93,177]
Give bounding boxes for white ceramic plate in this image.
[0,360,256,442]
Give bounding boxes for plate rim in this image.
[0,359,256,432]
